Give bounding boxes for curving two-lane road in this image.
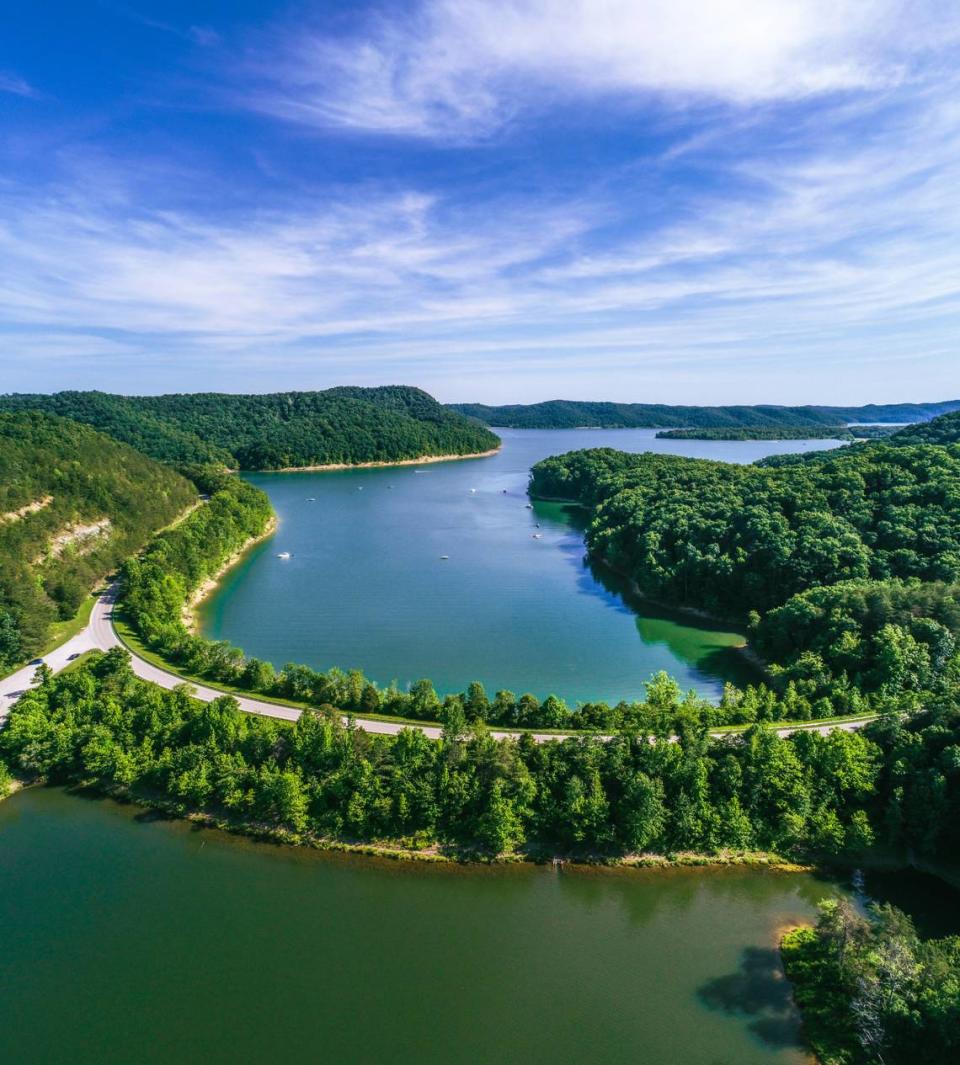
[1,589,874,742]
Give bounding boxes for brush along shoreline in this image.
[0,779,815,873]
[184,516,278,633]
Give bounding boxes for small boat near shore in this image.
[277,551,291,559]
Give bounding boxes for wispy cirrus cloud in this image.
[0,70,38,98]
[240,0,956,141]
[3,66,960,402]
[3,1,960,401]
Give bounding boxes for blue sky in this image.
[1,1,958,403]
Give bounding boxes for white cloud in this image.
[0,71,37,98]
[243,0,957,140]
[4,28,960,402]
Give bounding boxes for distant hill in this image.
[888,410,960,445]
[0,387,500,470]
[755,409,960,469]
[449,399,960,430]
[0,412,196,671]
[654,426,899,442]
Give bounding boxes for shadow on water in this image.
[698,946,806,1051]
[859,868,960,939]
[579,554,763,690]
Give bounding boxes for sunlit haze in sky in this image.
[2,1,959,403]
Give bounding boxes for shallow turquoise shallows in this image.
[0,787,835,1065]
[200,429,842,705]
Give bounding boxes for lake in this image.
[200,429,842,706]
[0,786,831,1065]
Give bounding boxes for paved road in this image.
[1,590,874,741]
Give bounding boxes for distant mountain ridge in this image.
[448,399,960,430]
[0,387,500,470]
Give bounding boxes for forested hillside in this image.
[0,412,196,672]
[531,435,960,717]
[531,443,960,615]
[451,399,960,429]
[0,387,499,469]
[888,409,960,445]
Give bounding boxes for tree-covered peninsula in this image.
[530,440,960,616]
[0,387,500,470]
[782,899,960,1064]
[655,426,897,441]
[530,424,960,720]
[0,412,196,673]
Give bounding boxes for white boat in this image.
[277,551,291,559]
[440,555,450,560]
[532,534,543,539]
[525,503,533,509]
[470,488,477,493]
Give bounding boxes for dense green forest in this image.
[0,413,196,673]
[782,899,960,1064]
[1,649,957,867]
[655,426,897,441]
[530,442,960,615]
[451,399,960,429]
[0,387,500,470]
[530,428,960,719]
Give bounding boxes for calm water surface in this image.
[201,429,843,705]
[0,787,835,1065]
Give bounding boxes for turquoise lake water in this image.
[200,429,842,705]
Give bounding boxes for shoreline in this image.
[262,446,501,474]
[530,495,772,676]
[594,555,774,679]
[5,779,816,872]
[184,516,278,633]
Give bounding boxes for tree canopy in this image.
[0,412,196,671]
[530,441,960,617]
[0,387,500,470]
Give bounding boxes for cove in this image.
[0,786,833,1065]
[199,429,843,705]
